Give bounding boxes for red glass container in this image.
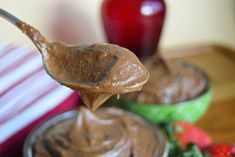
[101,0,166,58]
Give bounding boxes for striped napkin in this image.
[0,43,80,157]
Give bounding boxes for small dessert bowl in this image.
[110,61,213,123]
[23,108,168,157]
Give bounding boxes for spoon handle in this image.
[0,8,22,25]
[0,8,49,54]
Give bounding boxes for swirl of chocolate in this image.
[34,107,161,157]
[124,58,207,104]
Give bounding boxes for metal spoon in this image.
[0,8,149,110]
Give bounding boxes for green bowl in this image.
[109,61,213,123]
[110,88,212,123]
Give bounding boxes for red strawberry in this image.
[174,121,212,148]
[204,143,235,157]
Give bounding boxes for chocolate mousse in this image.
[124,57,207,104]
[0,10,165,157]
[34,107,163,157]
[16,20,157,157]
[16,22,149,111]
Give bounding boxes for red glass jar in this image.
[101,0,166,58]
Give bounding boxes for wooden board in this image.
[163,44,235,143]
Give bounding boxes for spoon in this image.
[0,8,149,111]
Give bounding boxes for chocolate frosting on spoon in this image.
[0,8,149,110]
[15,22,149,111]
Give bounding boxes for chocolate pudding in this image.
[16,22,149,111]
[0,10,166,157]
[34,107,164,157]
[124,58,208,104]
[16,20,158,157]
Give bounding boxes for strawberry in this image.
[174,121,212,148]
[204,143,235,157]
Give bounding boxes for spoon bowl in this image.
[0,8,149,110]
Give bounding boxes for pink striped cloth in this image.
[0,43,80,157]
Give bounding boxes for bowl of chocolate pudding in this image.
[112,58,212,123]
[1,9,171,157]
[24,107,168,157]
